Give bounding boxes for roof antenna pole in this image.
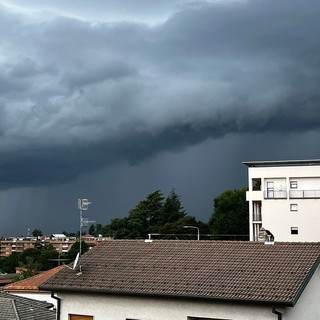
[77,198,92,273]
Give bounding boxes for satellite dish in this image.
[73,252,80,270]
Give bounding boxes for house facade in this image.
[41,240,320,320]
[243,159,320,242]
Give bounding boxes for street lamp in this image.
[183,226,200,241]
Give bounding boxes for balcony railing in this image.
[264,191,287,199]
[252,213,262,221]
[289,190,320,199]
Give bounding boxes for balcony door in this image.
[267,181,274,198]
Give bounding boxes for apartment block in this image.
[0,234,110,258]
[244,159,320,242]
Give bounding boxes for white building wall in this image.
[58,293,277,320]
[9,292,57,309]
[246,164,320,242]
[283,267,320,320]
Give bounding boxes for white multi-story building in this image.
[243,159,320,242]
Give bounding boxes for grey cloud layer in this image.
[1,0,320,187]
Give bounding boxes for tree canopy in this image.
[0,244,59,274]
[32,228,43,237]
[102,189,209,239]
[209,188,249,240]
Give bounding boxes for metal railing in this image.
[289,190,320,199]
[252,213,262,221]
[264,191,287,199]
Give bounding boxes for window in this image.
[69,315,93,320]
[291,227,299,235]
[267,181,274,198]
[252,178,261,191]
[290,204,298,211]
[290,181,298,189]
[188,317,231,320]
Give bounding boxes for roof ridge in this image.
[11,299,20,320]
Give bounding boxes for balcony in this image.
[289,190,320,199]
[252,213,262,222]
[264,191,287,199]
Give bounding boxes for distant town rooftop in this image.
[243,159,320,167]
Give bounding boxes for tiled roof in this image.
[0,291,56,320]
[2,265,65,292]
[40,240,320,306]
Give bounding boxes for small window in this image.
[290,181,298,189]
[291,227,299,235]
[188,318,229,320]
[188,318,231,320]
[252,178,261,191]
[290,204,298,211]
[69,315,93,320]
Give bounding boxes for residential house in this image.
[41,240,320,320]
[0,273,15,287]
[243,159,320,242]
[1,265,65,308]
[0,291,56,320]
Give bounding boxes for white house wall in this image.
[10,292,57,309]
[57,293,278,320]
[283,267,320,320]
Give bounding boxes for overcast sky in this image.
[0,0,320,236]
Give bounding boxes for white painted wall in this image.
[56,267,320,320]
[8,291,57,309]
[284,267,320,320]
[58,293,276,320]
[246,165,320,242]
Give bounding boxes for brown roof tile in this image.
[40,241,320,306]
[3,265,65,291]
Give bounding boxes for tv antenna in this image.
[77,198,94,274]
[65,252,81,275]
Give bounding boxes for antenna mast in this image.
[78,198,94,258]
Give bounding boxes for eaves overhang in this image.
[39,285,294,308]
[243,159,320,167]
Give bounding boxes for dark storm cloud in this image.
[1,0,320,189]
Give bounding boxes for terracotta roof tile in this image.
[40,240,320,306]
[2,265,65,291]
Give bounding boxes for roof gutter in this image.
[51,291,61,320]
[41,285,292,307]
[272,306,283,320]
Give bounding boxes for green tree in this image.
[103,189,209,239]
[209,188,249,240]
[12,256,42,282]
[32,228,43,237]
[67,241,89,261]
[88,223,103,237]
[104,190,165,239]
[20,248,41,265]
[0,252,22,273]
[39,244,59,270]
[162,189,186,224]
